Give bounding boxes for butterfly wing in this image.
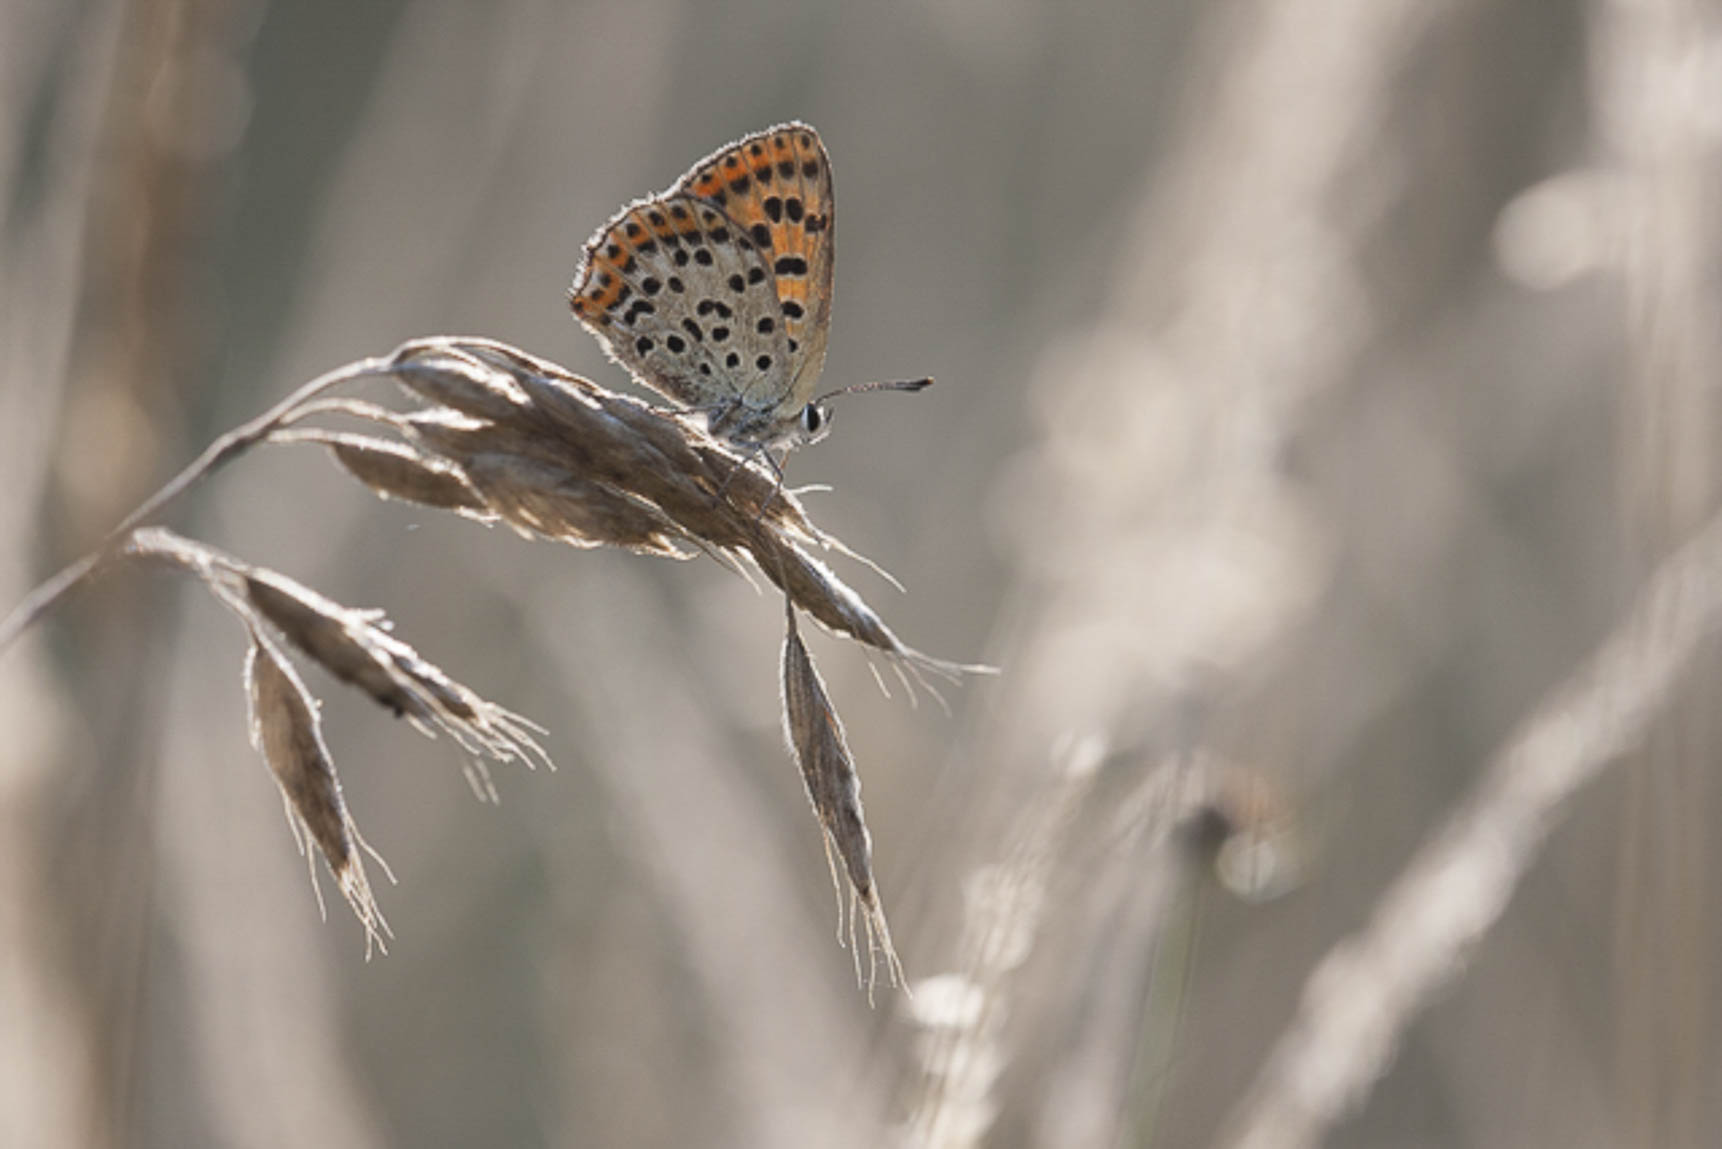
[675,122,835,415]
[569,193,792,415]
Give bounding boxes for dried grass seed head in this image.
[780,599,906,994]
[460,452,697,556]
[324,434,490,514]
[245,629,391,954]
[388,341,534,422]
[241,570,551,772]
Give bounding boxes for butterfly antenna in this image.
[813,377,933,405]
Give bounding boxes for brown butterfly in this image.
[569,122,927,456]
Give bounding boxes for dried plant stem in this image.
[115,525,548,946]
[3,338,975,686]
[0,355,391,653]
[3,331,971,973]
[1219,507,1722,1149]
[1593,1,1722,1141]
[901,737,1108,1149]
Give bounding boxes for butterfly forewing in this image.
[570,194,792,414]
[675,123,835,413]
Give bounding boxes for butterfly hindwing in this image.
[569,194,791,413]
[568,122,836,444]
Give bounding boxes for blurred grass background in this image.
[3,0,1720,1146]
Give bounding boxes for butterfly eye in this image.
[801,402,832,443]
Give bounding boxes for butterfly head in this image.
[797,400,834,446]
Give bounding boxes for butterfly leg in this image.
[713,438,788,519]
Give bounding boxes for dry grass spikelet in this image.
[781,594,906,999]
[460,452,696,556]
[114,527,553,943]
[318,431,490,515]
[244,628,393,956]
[288,338,992,689]
[750,521,981,694]
[239,571,551,779]
[392,409,697,557]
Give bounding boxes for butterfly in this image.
[568,122,926,456]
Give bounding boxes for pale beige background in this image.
[3,1,1719,1147]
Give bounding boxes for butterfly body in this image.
[569,123,837,451]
